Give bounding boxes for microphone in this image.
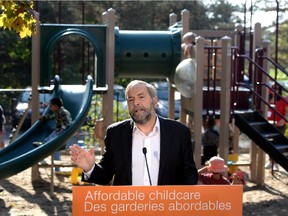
[142,147,152,186]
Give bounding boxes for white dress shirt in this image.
[132,117,160,186]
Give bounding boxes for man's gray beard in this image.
[130,110,152,125]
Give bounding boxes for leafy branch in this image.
[0,0,37,38]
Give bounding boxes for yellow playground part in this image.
[71,167,83,185]
[228,153,239,174]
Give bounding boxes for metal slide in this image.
[0,75,94,179]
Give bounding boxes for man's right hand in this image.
[69,144,96,172]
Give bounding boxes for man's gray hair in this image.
[125,80,157,99]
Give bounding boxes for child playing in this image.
[181,31,197,58]
[33,97,72,146]
[198,156,231,185]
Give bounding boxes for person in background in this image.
[181,31,197,59]
[202,117,219,164]
[70,80,198,186]
[33,98,72,170]
[266,86,288,171]
[268,87,288,133]
[198,156,231,185]
[0,105,5,150]
[34,97,72,145]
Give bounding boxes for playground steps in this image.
[234,111,288,172]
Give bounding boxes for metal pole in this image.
[275,0,279,78]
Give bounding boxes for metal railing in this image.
[202,44,287,124]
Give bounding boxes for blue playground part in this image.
[40,24,182,85]
[114,28,181,80]
[0,75,94,179]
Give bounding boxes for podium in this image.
[73,185,243,215]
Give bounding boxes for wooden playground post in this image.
[102,8,115,131]
[168,13,177,120]
[194,36,205,168]
[250,142,258,182]
[218,36,232,163]
[255,39,272,186]
[254,22,266,186]
[31,12,41,182]
[179,9,192,124]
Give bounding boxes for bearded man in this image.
[70,80,198,186]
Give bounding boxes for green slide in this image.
[0,75,94,179]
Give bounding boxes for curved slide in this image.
[0,75,94,179]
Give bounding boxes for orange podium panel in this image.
[73,185,243,216]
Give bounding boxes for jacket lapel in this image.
[122,119,134,185]
[158,117,171,184]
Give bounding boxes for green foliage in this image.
[263,20,288,76]
[108,1,210,30]
[269,68,288,81]
[273,20,288,70]
[0,30,31,88]
[0,30,31,111]
[79,94,101,147]
[205,0,241,30]
[0,0,37,38]
[113,100,129,122]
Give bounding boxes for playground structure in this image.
[0,75,94,191]
[1,7,288,187]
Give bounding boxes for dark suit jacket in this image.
[84,116,198,185]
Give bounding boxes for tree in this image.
[0,0,37,38]
[268,20,288,78]
[0,31,31,87]
[253,0,288,76]
[277,20,288,70]
[204,0,241,30]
